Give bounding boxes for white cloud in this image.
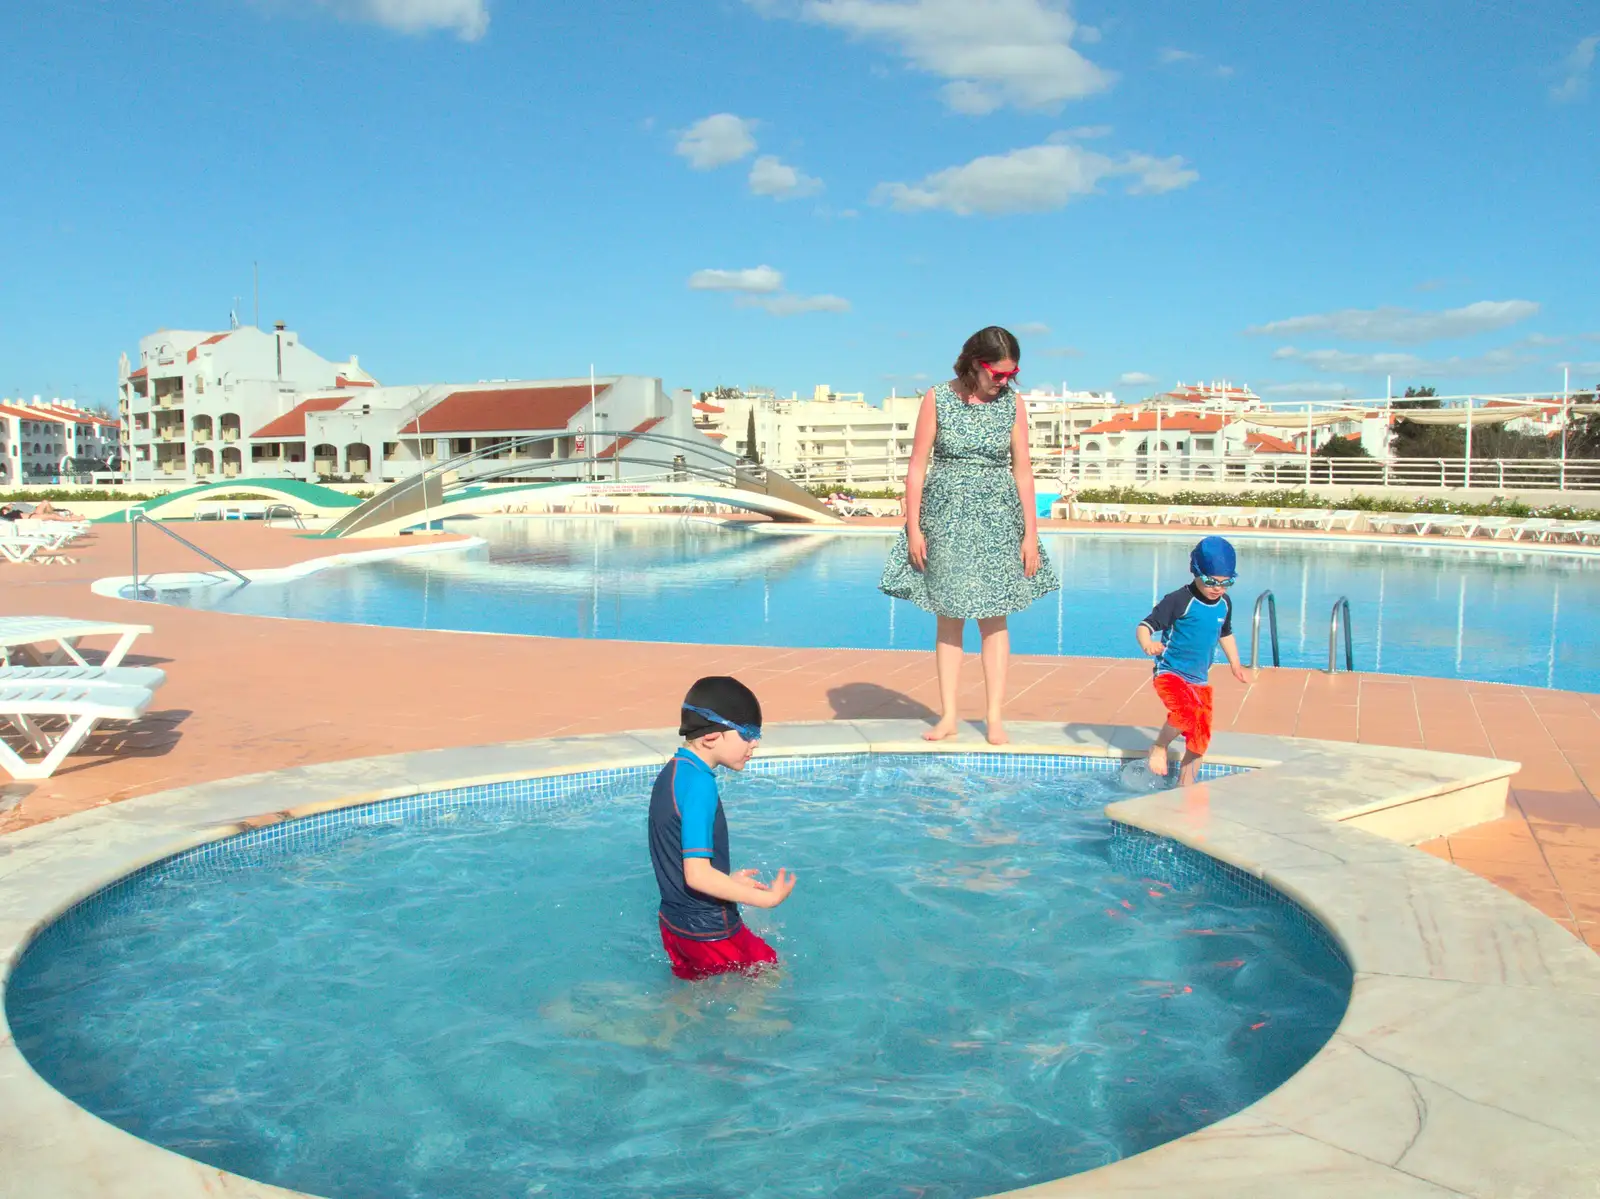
[1552,34,1598,103]
[755,0,1114,112]
[1246,300,1540,344]
[1271,346,1532,378]
[1118,371,1158,385]
[1159,47,1197,63]
[739,293,851,316]
[1261,381,1354,398]
[687,266,784,293]
[1015,321,1052,336]
[689,265,847,315]
[676,114,759,169]
[1053,124,1112,140]
[308,0,488,38]
[873,141,1197,215]
[748,155,824,198]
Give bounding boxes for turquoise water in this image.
[149,517,1600,691]
[8,756,1349,1199]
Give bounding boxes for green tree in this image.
[744,408,761,464]
[1316,434,1371,458]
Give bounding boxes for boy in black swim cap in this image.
[646,676,797,980]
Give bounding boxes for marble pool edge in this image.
[0,720,1595,1199]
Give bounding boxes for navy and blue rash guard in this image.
[648,748,741,942]
[1140,584,1234,686]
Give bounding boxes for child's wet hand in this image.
[1232,664,1252,684]
[765,868,798,906]
[734,868,770,890]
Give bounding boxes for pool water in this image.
[8,756,1350,1199]
[153,517,1600,691]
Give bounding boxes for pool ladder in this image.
[1328,596,1355,674]
[1250,591,1357,674]
[1250,590,1280,669]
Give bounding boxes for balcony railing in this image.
[192,429,211,444]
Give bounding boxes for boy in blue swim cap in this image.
[1135,536,1251,786]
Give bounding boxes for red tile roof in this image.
[186,333,231,363]
[251,396,352,440]
[410,384,600,434]
[336,375,376,388]
[128,367,148,379]
[1246,432,1299,454]
[596,416,665,460]
[693,401,724,414]
[1080,412,1226,435]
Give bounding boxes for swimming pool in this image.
[7,753,1347,1199]
[147,518,1600,692]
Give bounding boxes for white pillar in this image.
[1463,396,1473,490]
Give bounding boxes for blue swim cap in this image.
[1190,536,1237,579]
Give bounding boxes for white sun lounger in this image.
[0,682,158,779]
[0,617,152,668]
[1201,507,1259,528]
[1415,515,1480,537]
[0,665,166,690]
[1468,516,1524,539]
[1368,513,1431,535]
[1,523,88,549]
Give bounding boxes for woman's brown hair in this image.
[952,325,1022,393]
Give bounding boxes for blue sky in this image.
[3,0,1597,410]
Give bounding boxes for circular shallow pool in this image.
[147,517,1600,691]
[8,754,1350,1199]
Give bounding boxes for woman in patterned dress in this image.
[879,326,1060,745]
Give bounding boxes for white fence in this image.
[769,454,1600,493]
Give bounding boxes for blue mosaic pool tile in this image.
[1109,824,1351,973]
[36,752,1255,942]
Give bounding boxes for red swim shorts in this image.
[659,922,778,981]
[1153,673,1215,756]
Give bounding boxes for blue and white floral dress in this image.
[879,383,1060,619]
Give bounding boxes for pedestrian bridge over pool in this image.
[321,431,841,538]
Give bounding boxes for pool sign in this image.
[574,424,585,452]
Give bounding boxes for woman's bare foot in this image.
[1146,744,1169,776]
[985,718,1009,746]
[923,720,960,742]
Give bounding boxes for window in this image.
[1194,438,1214,451]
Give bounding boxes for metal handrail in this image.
[1328,596,1354,673]
[1250,590,1280,669]
[128,510,250,600]
[262,503,305,529]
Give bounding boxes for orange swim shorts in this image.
[1152,673,1214,756]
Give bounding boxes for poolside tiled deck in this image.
[3,520,1597,952]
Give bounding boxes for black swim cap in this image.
[680,676,763,739]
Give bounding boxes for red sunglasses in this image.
[980,362,1020,383]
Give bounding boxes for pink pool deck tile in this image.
[1,521,1597,953]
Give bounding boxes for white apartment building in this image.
[691,385,1123,487]
[118,324,376,483]
[117,324,722,487]
[0,398,120,484]
[256,376,708,485]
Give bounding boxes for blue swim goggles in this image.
[682,704,762,742]
[1195,574,1235,589]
